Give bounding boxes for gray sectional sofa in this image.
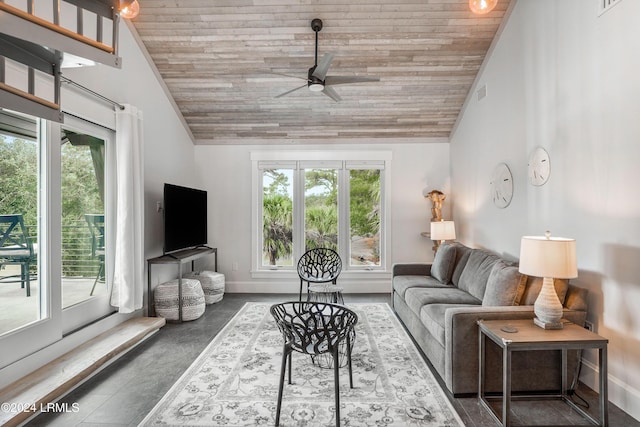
[392,241,588,396]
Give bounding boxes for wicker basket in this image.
[154,278,205,321]
[184,271,225,304]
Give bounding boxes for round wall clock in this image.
[528,147,550,186]
[490,163,513,208]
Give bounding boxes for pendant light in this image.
[469,0,498,15]
[120,0,140,19]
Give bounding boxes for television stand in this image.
[147,247,217,321]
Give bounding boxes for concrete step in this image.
[0,316,165,427]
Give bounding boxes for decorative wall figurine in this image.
[426,190,446,222]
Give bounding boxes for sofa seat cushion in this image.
[404,286,481,316]
[420,303,477,347]
[458,249,500,300]
[393,275,451,298]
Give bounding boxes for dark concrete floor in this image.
[25,293,639,426]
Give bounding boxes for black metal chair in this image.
[296,248,342,301]
[270,301,357,427]
[0,214,36,296]
[84,214,105,295]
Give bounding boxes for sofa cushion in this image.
[520,277,569,306]
[404,286,482,316]
[450,243,472,287]
[393,275,451,298]
[420,303,476,347]
[431,242,457,284]
[458,249,500,300]
[482,260,527,306]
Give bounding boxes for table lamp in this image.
[431,220,456,245]
[518,231,577,329]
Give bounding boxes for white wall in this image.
[450,0,640,419]
[193,142,450,292]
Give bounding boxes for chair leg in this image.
[276,345,289,426]
[299,279,303,301]
[22,262,31,297]
[333,347,341,427]
[347,334,354,389]
[90,262,104,296]
[287,352,292,384]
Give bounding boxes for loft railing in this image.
[0,0,122,122]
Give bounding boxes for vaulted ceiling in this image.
[130,0,511,144]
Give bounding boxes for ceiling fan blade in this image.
[312,53,335,80]
[325,75,380,86]
[275,84,307,98]
[322,86,342,102]
[271,72,309,81]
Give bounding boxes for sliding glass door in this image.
[59,116,115,333]
[0,110,115,368]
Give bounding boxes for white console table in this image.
[147,246,217,321]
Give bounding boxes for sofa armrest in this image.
[392,263,432,277]
[443,305,586,394]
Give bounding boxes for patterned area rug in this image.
[139,303,464,426]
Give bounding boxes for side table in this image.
[478,319,608,426]
[307,284,345,304]
[147,246,217,322]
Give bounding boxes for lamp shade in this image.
[120,0,140,19]
[430,220,456,241]
[519,235,577,279]
[469,0,498,14]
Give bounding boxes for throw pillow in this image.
[458,250,500,300]
[482,260,527,306]
[430,242,457,284]
[520,277,569,306]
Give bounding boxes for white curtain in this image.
[111,104,144,313]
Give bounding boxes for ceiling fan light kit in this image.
[275,18,380,102]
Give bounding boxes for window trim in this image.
[251,150,392,277]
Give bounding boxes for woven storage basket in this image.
[154,278,205,321]
[184,271,225,304]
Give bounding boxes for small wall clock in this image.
[490,163,513,208]
[528,147,550,186]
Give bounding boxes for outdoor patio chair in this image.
[84,214,105,295]
[296,247,342,301]
[270,301,357,427]
[0,214,36,296]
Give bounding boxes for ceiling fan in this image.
[275,18,380,102]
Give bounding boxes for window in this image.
[252,151,390,275]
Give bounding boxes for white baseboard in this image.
[580,358,640,422]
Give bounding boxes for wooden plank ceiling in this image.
[131,0,511,144]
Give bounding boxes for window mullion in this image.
[338,164,349,270]
[293,164,305,264]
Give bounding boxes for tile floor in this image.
[25,293,639,426]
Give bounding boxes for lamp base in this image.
[533,317,564,330]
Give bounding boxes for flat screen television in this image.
[163,183,208,254]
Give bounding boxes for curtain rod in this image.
[60,75,126,110]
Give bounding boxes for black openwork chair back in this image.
[270,301,357,427]
[0,214,35,296]
[84,214,105,295]
[296,248,342,300]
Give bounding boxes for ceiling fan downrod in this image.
[308,18,325,92]
[311,18,323,68]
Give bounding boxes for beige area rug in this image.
[139,302,464,426]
